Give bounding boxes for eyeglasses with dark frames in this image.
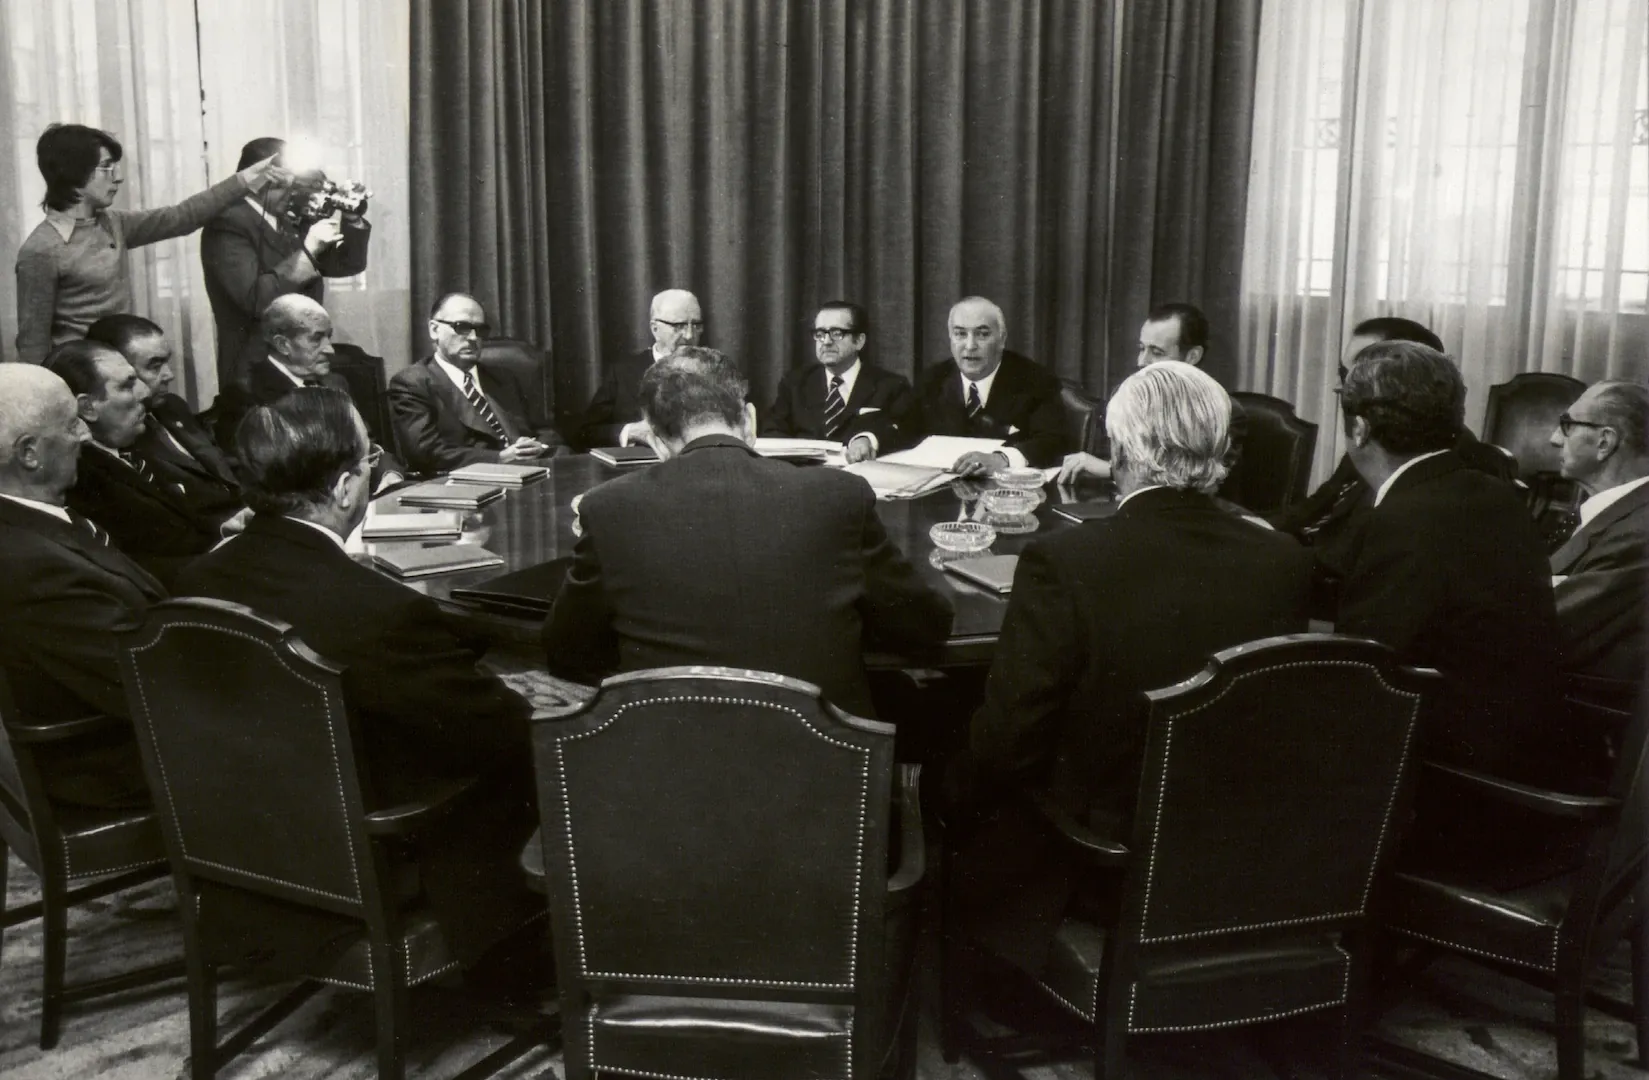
[653,318,705,332]
[433,319,491,339]
[1556,413,1608,438]
[812,327,858,342]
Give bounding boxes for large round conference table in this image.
[367,453,1096,667]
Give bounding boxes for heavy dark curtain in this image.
[411,0,1259,423]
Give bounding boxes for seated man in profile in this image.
[944,361,1311,971]
[876,296,1066,474]
[1545,379,1649,682]
[87,314,243,527]
[576,288,705,449]
[176,388,539,966]
[1335,342,1569,785]
[389,292,564,474]
[762,300,910,462]
[0,364,164,809]
[544,347,954,718]
[47,340,222,587]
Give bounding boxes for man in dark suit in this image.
[176,387,539,965]
[1335,341,1567,784]
[45,340,221,588]
[575,288,705,449]
[388,292,565,474]
[883,296,1067,472]
[544,347,954,718]
[761,300,910,462]
[0,364,163,808]
[87,314,243,526]
[945,361,1312,970]
[201,136,370,391]
[1547,379,1649,681]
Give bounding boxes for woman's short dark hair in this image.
[37,124,123,212]
[237,388,367,517]
[639,347,746,441]
[1340,341,1464,455]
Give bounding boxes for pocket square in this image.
[859,407,881,414]
[1007,425,1021,435]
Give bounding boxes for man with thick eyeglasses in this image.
[878,296,1066,475]
[760,301,911,462]
[1547,380,1649,681]
[389,292,565,474]
[1334,341,1571,787]
[575,288,715,449]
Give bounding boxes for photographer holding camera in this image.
[201,136,371,392]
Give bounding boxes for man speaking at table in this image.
[543,346,954,717]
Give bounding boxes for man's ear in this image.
[1185,345,1205,367]
[13,432,41,470]
[1346,414,1371,448]
[332,467,358,511]
[1595,425,1621,461]
[742,402,758,444]
[74,393,99,423]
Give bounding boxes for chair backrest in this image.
[117,598,378,918]
[0,671,46,866]
[1225,392,1319,516]
[1118,635,1436,948]
[328,343,394,452]
[1060,381,1105,456]
[1481,373,1585,479]
[534,667,894,1001]
[481,338,555,429]
[1580,691,1648,945]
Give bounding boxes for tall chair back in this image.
[535,667,901,1080]
[1481,372,1585,479]
[1059,381,1105,456]
[118,598,379,923]
[481,338,555,430]
[328,343,394,456]
[1225,392,1319,515]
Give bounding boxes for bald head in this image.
[0,365,88,501]
[649,289,703,354]
[263,294,329,342]
[263,294,335,377]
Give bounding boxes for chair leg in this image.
[372,942,408,1080]
[938,843,962,1064]
[37,870,67,1050]
[1632,915,1648,1065]
[1554,988,1586,1080]
[1096,1009,1128,1080]
[185,952,219,1080]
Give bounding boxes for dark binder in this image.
[448,557,575,618]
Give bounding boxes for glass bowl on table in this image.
[929,520,996,568]
[991,467,1047,491]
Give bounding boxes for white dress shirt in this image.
[1578,474,1649,530]
[958,366,1028,468]
[432,353,479,394]
[825,359,861,403]
[265,355,308,387]
[1372,449,1450,507]
[0,492,71,524]
[285,515,349,551]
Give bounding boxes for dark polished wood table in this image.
[364,454,1098,665]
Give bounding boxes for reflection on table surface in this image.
[362,454,1109,660]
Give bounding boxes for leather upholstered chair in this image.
[480,337,557,434]
[1223,392,1319,516]
[0,671,179,1049]
[1059,380,1105,456]
[532,666,924,1080]
[116,598,544,1080]
[1375,683,1647,1080]
[328,343,394,454]
[940,635,1439,1080]
[1482,372,1586,481]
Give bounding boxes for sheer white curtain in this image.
[1239,0,1649,484]
[1,0,410,407]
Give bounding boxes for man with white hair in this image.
[881,296,1067,473]
[0,363,162,807]
[945,361,1311,971]
[576,288,708,449]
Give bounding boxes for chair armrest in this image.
[1423,762,1619,821]
[5,713,126,744]
[1029,790,1131,867]
[887,764,926,895]
[363,776,478,837]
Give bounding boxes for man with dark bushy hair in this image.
[545,346,954,715]
[176,388,540,967]
[1335,342,1568,785]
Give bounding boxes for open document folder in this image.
[878,435,1006,470]
[840,459,954,499]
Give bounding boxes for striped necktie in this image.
[965,382,983,419]
[67,509,111,547]
[462,371,508,444]
[823,375,846,438]
[117,447,154,484]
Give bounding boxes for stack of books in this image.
[396,480,506,510]
[360,512,464,541]
[449,462,548,486]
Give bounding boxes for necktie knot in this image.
[68,509,110,547]
[966,382,983,418]
[117,447,154,483]
[823,374,848,438]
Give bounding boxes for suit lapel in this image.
[1551,481,1649,573]
[86,445,194,517]
[426,360,504,442]
[0,500,165,600]
[476,367,526,441]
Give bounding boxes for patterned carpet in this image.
[0,853,1640,1080]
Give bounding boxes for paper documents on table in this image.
[752,437,843,464]
[879,435,1005,470]
[841,460,954,500]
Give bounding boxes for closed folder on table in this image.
[943,554,1019,594]
[448,462,548,485]
[396,480,505,510]
[449,557,575,617]
[591,446,659,466]
[371,544,505,579]
[360,512,464,540]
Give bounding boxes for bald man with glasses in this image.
[575,288,709,450]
